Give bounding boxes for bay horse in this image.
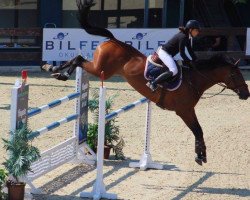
[42,0,249,165]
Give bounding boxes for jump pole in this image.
[80,72,117,200]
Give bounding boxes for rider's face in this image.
[190,29,200,37]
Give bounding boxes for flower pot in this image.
[92,146,111,159]
[104,146,111,159]
[7,182,26,200]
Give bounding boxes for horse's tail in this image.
[76,0,115,40]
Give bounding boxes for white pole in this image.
[95,86,106,197]
[10,81,19,134]
[80,85,117,200]
[74,67,82,140]
[144,101,152,154]
[129,101,163,170]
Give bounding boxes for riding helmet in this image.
[185,20,200,30]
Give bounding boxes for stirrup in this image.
[146,81,158,92]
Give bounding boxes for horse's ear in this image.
[234,59,240,67]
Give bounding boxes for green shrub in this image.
[0,168,8,199]
[87,90,125,160]
[2,125,40,183]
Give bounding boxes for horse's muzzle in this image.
[239,92,249,100]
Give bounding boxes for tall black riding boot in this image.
[148,71,173,92]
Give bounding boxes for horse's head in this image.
[224,60,249,100]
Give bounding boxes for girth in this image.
[156,88,167,109]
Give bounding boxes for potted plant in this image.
[0,168,8,200]
[2,125,40,200]
[87,91,125,160]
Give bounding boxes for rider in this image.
[148,20,201,91]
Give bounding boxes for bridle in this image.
[224,66,248,95]
[188,64,247,99]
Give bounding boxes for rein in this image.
[188,64,247,98]
[190,67,228,99]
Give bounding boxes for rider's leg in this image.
[148,47,177,91]
[153,71,174,85]
[148,71,173,92]
[157,47,178,76]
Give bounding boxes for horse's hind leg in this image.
[49,55,86,81]
[176,109,207,165]
[41,62,70,73]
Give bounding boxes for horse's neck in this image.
[192,68,226,93]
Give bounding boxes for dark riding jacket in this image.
[162,32,197,62]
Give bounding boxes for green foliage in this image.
[112,138,125,160]
[87,123,98,151]
[2,125,40,183]
[0,169,8,188]
[88,90,119,121]
[0,169,8,199]
[87,90,125,159]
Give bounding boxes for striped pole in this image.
[28,92,80,118]
[28,114,79,140]
[105,97,148,121]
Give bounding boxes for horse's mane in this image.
[195,54,235,70]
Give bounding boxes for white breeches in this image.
[157,47,178,76]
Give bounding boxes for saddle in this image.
[144,53,183,91]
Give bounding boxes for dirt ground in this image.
[0,70,249,200]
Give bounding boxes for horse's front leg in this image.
[176,109,207,165]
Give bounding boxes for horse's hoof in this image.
[41,64,53,72]
[195,157,203,166]
[51,73,68,81]
[202,157,207,163]
[51,73,60,79]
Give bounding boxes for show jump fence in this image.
[10,67,96,194]
[80,77,163,200]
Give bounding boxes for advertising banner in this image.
[43,28,182,61]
